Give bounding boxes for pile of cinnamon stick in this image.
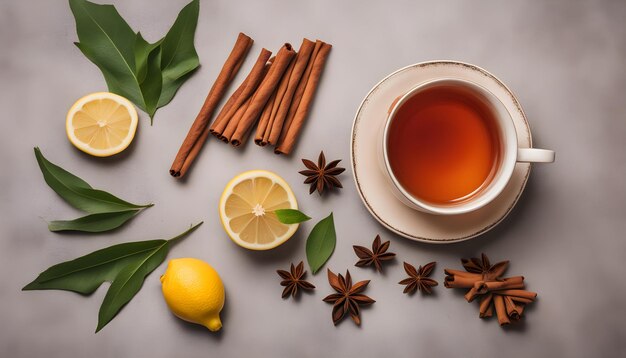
[170,33,331,178]
[444,254,537,326]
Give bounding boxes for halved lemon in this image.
[219,170,299,250]
[66,92,138,157]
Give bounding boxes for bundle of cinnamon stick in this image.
[444,254,537,326]
[170,33,331,178]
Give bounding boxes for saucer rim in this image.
[350,60,532,243]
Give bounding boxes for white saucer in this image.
[350,61,532,243]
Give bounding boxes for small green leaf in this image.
[274,209,311,224]
[134,32,162,84]
[157,67,198,108]
[156,0,200,108]
[48,210,142,233]
[35,148,151,214]
[23,222,203,332]
[306,213,336,274]
[159,0,199,77]
[140,45,163,121]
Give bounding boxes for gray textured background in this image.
[2,0,625,357]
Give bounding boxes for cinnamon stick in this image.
[210,48,272,138]
[278,41,322,139]
[221,95,252,142]
[256,38,317,146]
[510,297,534,304]
[169,33,253,177]
[484,304,494,318]
[493,295,510,326]
[275,41,332,155]
[231,43,296,146]
[260,59,293,145]
[495,289,537,301]
[443,269,483,279]
[464,287,480,302]
[475,276,525,294]
[479,293,493,318]
[254,87,278,146]
[208,76,248,136]
[503,295,522,321]
[444,274,482,289]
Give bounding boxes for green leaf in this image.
[48,210,141,233]
[23,222,203,332]
[157,66,198,108]
[134,32,162,84]
[274,209,311,224]
[139,44,163,121]
[33,147,92,189]
[35,147,152,214]
[22,239,166,293]
[306,213,336,274]
[157,0,200,108]
[70,0,200,121]
[69,0,146,111]
[96,240,169,332]
[96,222,202,331]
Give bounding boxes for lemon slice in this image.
[219,170,299,250]
[66,92,138,157]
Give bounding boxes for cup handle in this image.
[517,148,555,163]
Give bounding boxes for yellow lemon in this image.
[160,258,225,331]
[219,170,299,250]
[66,92,138,157]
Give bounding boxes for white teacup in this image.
[379,78,555,215]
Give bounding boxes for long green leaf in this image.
[35,147,151,214]
[96,222,202,331]
[157,0,200,108]
[306,213,336,274]
[69,0,146,111]
[96,240,169,332]
[23,222,203,332]
[33,147,92,190]
[48,210,141,233]
[22,239,167,293]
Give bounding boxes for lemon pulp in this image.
[220,170,298,250]
[66,92,138,157]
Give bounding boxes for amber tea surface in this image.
[387,85,501,205]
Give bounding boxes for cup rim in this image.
[382,78,518,215]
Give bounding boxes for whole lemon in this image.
[160,258,225,331]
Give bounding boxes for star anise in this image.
[353,235,396,272]
[299,151,345,195]
[398,261,438,294]
[323,269,375,325]
[276,261,315,299]
[461,252,509,280]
